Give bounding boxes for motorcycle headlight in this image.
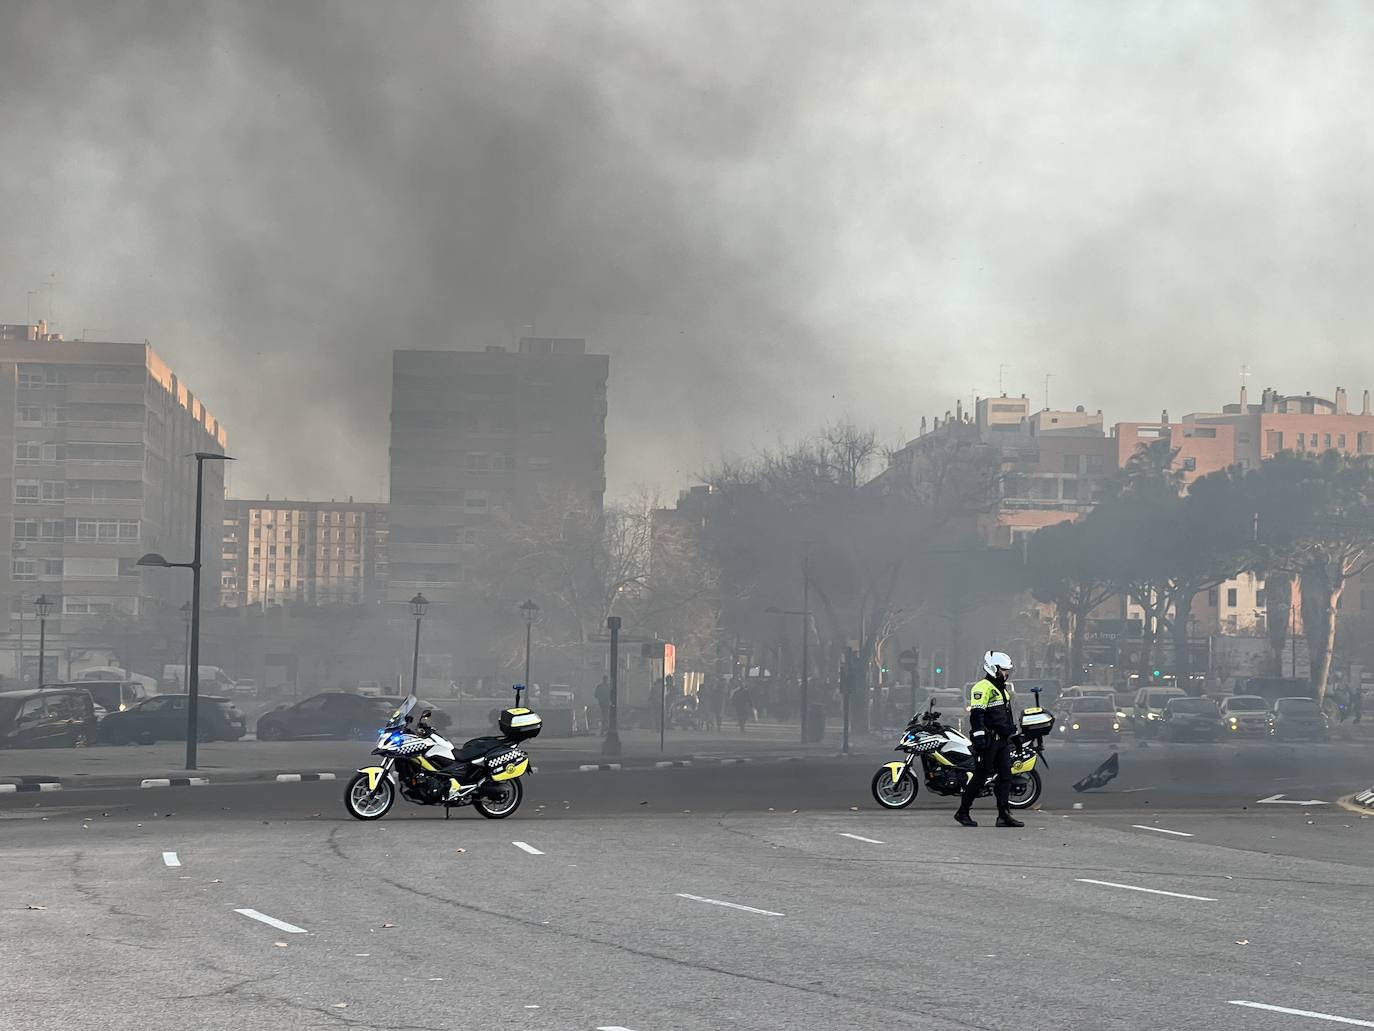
[1147,712,1161,720]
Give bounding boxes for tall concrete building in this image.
[221,498,389,608]
[0,322,227,680]
[387,337,609,605]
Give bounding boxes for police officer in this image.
[954,650,1023,828]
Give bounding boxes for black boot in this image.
[996,812,1024,828]
[954,810,977,827]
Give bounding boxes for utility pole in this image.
[801,547,811,744]
[1044,372,1053,410]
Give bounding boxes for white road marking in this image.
[1131,825,1194,837]
[838,832,885,844]
[1257,793,1328,806]
[1075,878,1217,902]
[276,774,302,782]
[1120,787,1158,793]
[675,893,784,917]
[234,908,308,934]
[162,851,181,867]
[597,1026,640,1030]
[1228,1001,1374,1027]
[512,841,544,855]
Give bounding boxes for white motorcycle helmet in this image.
[982,650,1014,680]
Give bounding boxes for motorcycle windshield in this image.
[386,694,419,728]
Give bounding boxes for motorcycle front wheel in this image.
[474,778,523,819]
[344,772,396,821]
[1006,769,1042,810]
[871,767,918,809]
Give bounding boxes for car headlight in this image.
[1229,716,1238,723]
[1072,723,1081,730]
[1116,711,1128,719]
[1147,712,1161,720]
[1112,722,1120,731]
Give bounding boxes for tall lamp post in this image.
[180,601,193,691]
[34,594,51,688]
[518,599,538,708]
[409,593,428,696]
[137,449,233,771]
[767,599,812,745]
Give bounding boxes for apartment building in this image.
[0,322,226,678]
[221,498,388,608]
[387,337,609,606]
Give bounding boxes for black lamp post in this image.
[180,601,193,691]
[518,599,538,708]
[137,449,233,771]
[603,615,622,756]
[34,594,51,688]
[767,602,811,745]
[409,593,428,696]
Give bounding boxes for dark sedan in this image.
[99,694,246,745]
[1270,697,1329,742]
[255,692,397,742]
[0,689,98,748]
[1160,697,1223,742]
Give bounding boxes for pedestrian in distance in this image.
[701,677,724,732]
[954,650,1024,829]
[594,675,611,734]
[1353,685,1364,725]
[732,682,753,734]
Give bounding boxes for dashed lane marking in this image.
[512,841,544,855]
[1131,825,1194,837]
[838,832,885,844]
[162,851,180,867]
[675,893,784,917]
[234,909,307,934]
[597,1026,641,1030]
[1228,1000,1374,1027]
[1076,878,1216,902]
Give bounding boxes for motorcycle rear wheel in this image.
[1006,769,1042,810]
[871,767,918,809]
[474,778,523,819]
[345,772,395,821]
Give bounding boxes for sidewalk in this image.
[0,722,870,789]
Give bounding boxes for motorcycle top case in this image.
[500,707,543,741]
[1019,706,1055,741]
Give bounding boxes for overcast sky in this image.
[3,2,1373,502]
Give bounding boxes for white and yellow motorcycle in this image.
[345,695,540,821]
[871,694,1054,811]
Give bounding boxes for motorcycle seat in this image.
[454,735,506,762]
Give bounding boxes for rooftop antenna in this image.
[1044,373,1053,411]
[998,363,1010,395]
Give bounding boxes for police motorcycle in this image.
[870,689,1055,810]
[344,695,541,821]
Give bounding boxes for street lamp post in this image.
[603,615,622,756]
[180,601,193,692]
[34,595,51,689]
[409,593,429,697]
[137,449,233,771]
[518,599,538,709]
[767,596,813,744]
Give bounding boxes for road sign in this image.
[898,649,919,672]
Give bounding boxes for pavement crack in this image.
[379,877,998,1031]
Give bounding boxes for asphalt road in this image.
[5,745,1373,1030]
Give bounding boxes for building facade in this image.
[387,337,609,605]
[221,498,388,608]
[0,322,227,680]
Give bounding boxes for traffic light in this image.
[934,665,943,675]
[1152,669,1162,679]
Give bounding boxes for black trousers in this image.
[958,736,1012,815]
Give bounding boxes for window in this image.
[1256,589,1266,607]
[1227,587,1238,607]
[1085,454,1105,474]
[13,519,38,541]
[1182,457,1197,472]
[464,493,489,512]
[1340,433,1347,449]
[16,404,41,424]
[12,558,36,581]
[466,453,491,471]
[41,519,63,540]
[15,480,40,504]
[41,481,64,502]
[1062,455,1079,473]
[74,519,139,541]
[1208,588,1219,606]
[41,559,62,577]
[1296,433,1305,448]
[17,367,44,387]
[528,456,552,469]
[1061,478,1079,500]
[1238,432,1251,444]
[1325,433,1332,448]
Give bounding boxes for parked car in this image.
[379,696,453,733]
[1058,697,1122,741]
[1159,697,1223,742]
[1269,697,1330,741]
[0,688,98,748]
[99,694,245,745]
[1132,687,1187,737]
[48,679,147,716]
[255,692,397,741]
[1219,695,1270,737]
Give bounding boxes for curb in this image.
[275,773,338,783]
[0,782,61,793]
[140,778,210,788]
[578,763,622,772]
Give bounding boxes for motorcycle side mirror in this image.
[421,709,432,720]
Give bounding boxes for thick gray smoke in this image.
[3,2,1374,499]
